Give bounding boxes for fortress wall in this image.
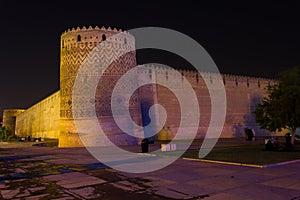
[137,65,275,140]
[15,91,60,139]
[153,68,213,140]
[61,27,273,143]
[222,74,273,137]
[5,25,277,146]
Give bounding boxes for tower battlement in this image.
[62,25,125,35]
[61,26,134,49]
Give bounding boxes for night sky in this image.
[1,1,300,115]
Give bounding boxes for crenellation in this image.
[62,25,127,36]
[61,26,134,49]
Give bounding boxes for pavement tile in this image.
[69,187,102,199]
[20,163,36,168]
[207,192,253,200]
[194,167,235,176]
[154,186,192,199]
[51,197,75,200]
[14,168,26,173]
[142,176,177,187]
[15,189,30,198]
[110,180,144,191]
[223,183,300,200]
[261,176,300,190]
[46,159,75,165]
[150,171,204,182]
[118,172,152,179]
[163,183,213,198]
[28,186,46,192]
[23,194,50,200]
[43,172,106,189]
[0,189,20,199]
[85,169,127,182]
[60,180,105,189]
[228,169,273,183]
[204,178,248,191]
[104,168,118,173]
[67,159,98,165]
[249,167,297,177]
[187,177,248,192]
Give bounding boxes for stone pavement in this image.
[1,143,300,199]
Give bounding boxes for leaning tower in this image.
[59,26,141,147]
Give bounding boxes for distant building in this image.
[2,109,25,133]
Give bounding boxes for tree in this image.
[0,126,13,142]
[254,67,300,146]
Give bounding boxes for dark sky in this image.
[1,1,300,115]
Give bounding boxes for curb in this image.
[182,157,300,168]
[182,157,263,168]
[262,159,300,168]
[139,152,300,169]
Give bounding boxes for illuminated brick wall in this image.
[15,91,60,139]
[136,66,274,140]
[185,72,271,138]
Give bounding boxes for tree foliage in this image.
[0,126,13,142]
[254,67,300,144]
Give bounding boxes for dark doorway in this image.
[140,101,155,143]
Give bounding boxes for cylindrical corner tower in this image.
[59,26,140,147]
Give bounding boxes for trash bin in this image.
[285,133,292,150]
[141,138,149,153]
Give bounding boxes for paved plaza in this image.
[1,142,300,200]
